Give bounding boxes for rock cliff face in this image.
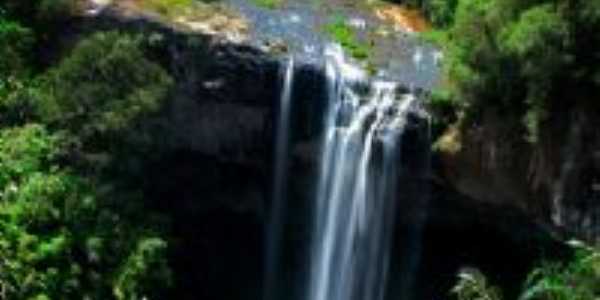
[437,106,600,244]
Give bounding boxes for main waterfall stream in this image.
[307,45,417,300]
[267,42,426,300]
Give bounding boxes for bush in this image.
[252,0,284,9]
[431,0,600,144]
[0,80,43,126]
[0,125,88,299]
[427,88,460,135]
[451,242,600,300]
[324,16,371,60]
[1,0,76,24]
[0,16,34,81]
[0,125,61,185]
[399,0,458,27]
[38,31,173,145]
[0,125,171,299]
[520,241,600,300]
[499,4,570,143]
[452,268,503,300]
[141,0,194,17]
[113,238,172,300]
[0,8,175,300]
[37,0,77,21]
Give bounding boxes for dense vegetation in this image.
[252,0,284,10]
[324,15,371,60]
[405,0,600,298]
[415,0,600,144]
[0,2,173,299]
[452,241,600,300]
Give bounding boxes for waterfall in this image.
[264,57,295,300]
[307,45,417,300]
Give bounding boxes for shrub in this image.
[400,0,458,27]
[324,16,371,60]
[2,0,77,24]
[0,125,87,299]
[0,80,43,126]
[141,0,194,17]
[499,4,570,143]
[38,31,173,145]
[0,125,60,185]
[0,125,171,299]
[431,0,598,144]
[0,16,34,80]
[450,242,600,300]
[452,268,503,300]
[113,237,171,300]
[520,241,600,300]
[37,0,77,21]
[252,0,284,9]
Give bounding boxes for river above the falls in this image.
[223,0,441,90]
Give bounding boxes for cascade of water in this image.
[264,57,295,300]
[307,45,416,300]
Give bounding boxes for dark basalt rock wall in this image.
[437,107,600,244]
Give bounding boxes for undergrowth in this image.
[252,0,284,10]
[452,241,600,300]
[140,0,194,17]
[324,15,371,60]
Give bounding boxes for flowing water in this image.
[265,43,424,300]
[225,0,441,90]
[264,57,295,300]
[307,45,418,300]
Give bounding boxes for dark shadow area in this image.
[388,182,572,300]
[142,151,267,300]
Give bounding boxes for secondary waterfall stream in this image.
[264,57,295,300]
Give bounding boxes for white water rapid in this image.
[307,45,417,300]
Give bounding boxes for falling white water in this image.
[264,57,295,300]
[308,45,416,300]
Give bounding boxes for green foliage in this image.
[1,0,76,25]
[452,268,503,300]
[0,7,175,300]
[0,79,44,126]
[252,0,284,9]
[419,28,448,46]
[113,238,171,300]
[446,0,501,90]
[0,124,60,186]
[427,88,460,135]
[428,0,458,27]
[36,0,77,21]
[141,0,194,17]
[430,0,599,144]
[0,125,171,299]
[519,241,600,300]
[429,88,457,109]
[451,242,600,300]
[0,16,33,81]
[400,0,458,27]
[38,31,173,144]
[324,16,371,60]
[499,4,571,143]
[0,125,84,299]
